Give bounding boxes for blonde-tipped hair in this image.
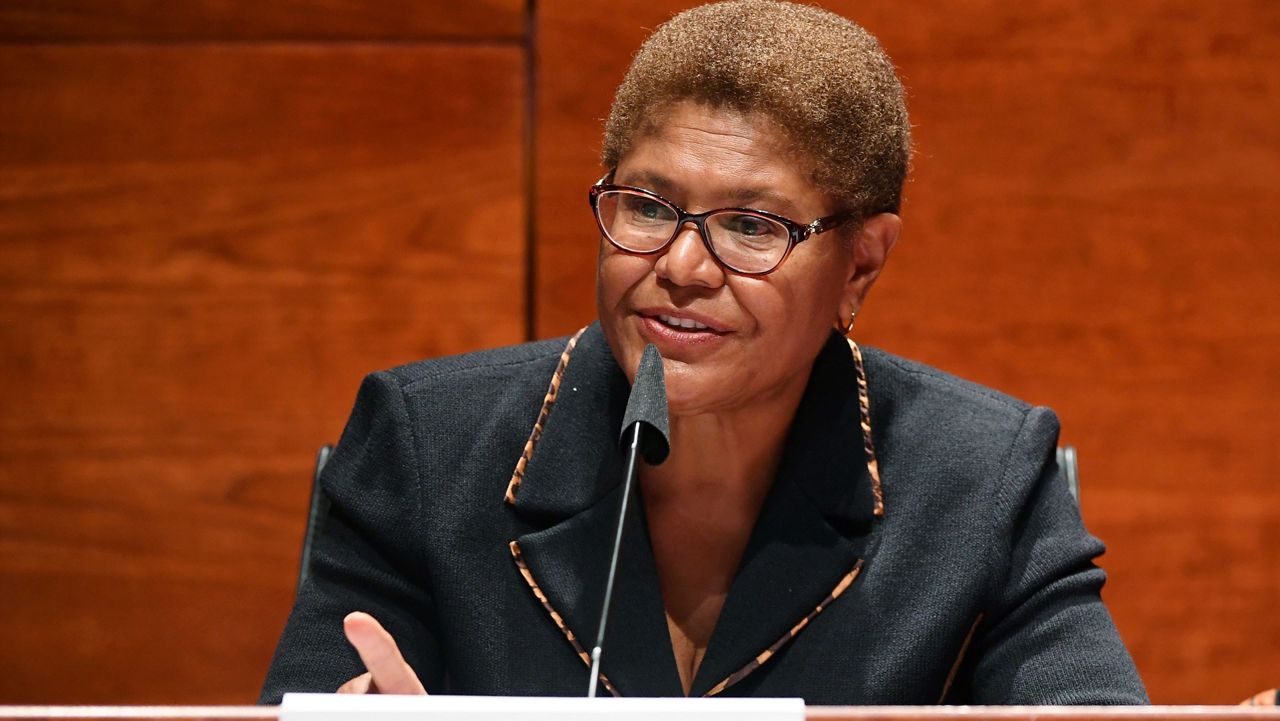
[602,0,910,218]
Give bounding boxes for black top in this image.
[260,323,1148,704]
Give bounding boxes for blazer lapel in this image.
[690,332,882,697]
[506,323,684,697]
[506,328,881,699]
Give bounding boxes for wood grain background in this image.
[1,0,1276,706]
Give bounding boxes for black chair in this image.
[1056,445,1080,502]
[295,443,334,595]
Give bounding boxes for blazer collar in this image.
[508,324,878,525]
[506,323,881,697]
[507,322,632,518]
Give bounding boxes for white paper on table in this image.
[280,692,804,721]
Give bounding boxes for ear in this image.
[840,212,901,317]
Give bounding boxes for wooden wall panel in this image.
[535,0,1280,703]
[0,1,524,41]
[3,0,1278,706]
[0,34,525,704]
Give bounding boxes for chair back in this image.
[296,443,334,594]
[1056,445,1080,502]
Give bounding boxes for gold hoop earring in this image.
[842,309,858,335]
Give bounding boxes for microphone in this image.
[618,344,671,465]
[587,343,670,697]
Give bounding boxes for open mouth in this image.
[655,313,710,331]
[639,311,728,342]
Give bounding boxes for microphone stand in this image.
[587,343,668,698]
[587,421,644,698]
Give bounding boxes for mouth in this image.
[655,313,711,331]
[635,309,729,346]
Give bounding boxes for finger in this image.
[343,611,427,695]
[336,672,372,694]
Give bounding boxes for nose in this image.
[653,222,726,289]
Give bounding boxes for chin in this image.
[659,361,723,417]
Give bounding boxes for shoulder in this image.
[862,346,1037,425]
[344,334,580,470]
[331,333,588,508]
[862,345,1058,449]
[859,345,1061,516]
[346,333,583,427]
[377,335,573,397]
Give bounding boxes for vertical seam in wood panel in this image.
[522,0,538,341]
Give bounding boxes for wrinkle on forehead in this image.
[618,101,824,217]
[663,131,773,178]
[667,120,758,147]
[637,100,799,160]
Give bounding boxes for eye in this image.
[728,215,771,236]
[637,201,666,219]
[620,194,675,222]
[717,213,787,241]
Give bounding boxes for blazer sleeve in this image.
[962,406,1149,704]
[259,371,444,703]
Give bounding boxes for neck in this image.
[640,367,810,508]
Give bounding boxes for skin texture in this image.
[336,612,427,695]
[598,100,895,416]
[597,100,900,693]
[333,101,901,696]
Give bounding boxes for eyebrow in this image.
[617,170,804,218]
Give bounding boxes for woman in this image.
[261,0,1147,704]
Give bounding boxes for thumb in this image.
[343,612,427,695]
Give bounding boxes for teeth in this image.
[657,314,709,330]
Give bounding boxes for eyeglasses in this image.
[588,175,854,276]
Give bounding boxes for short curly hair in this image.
[602,0,910,218]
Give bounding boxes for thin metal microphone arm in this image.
[587,421,644,698]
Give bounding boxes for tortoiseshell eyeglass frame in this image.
[587,172,856,276]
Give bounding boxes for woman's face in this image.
[597,101,875,417]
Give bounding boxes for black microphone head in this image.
[620,343,670,465]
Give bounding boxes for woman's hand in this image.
[336,611,428,694]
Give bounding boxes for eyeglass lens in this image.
[595,190,791,274]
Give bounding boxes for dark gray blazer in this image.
[260,323,1147,704]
